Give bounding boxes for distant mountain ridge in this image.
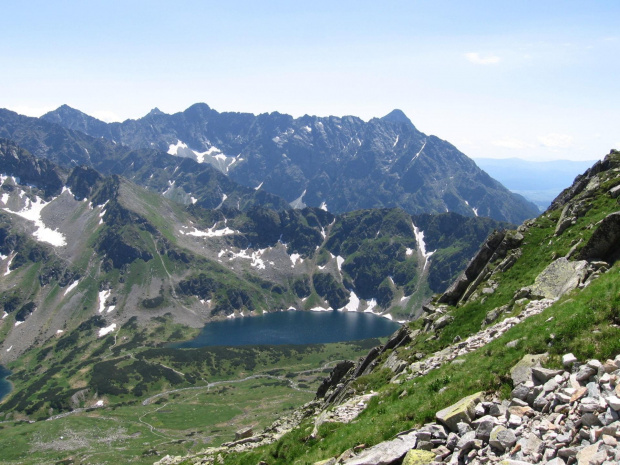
[0,108,289,212]
[41,104,539,224]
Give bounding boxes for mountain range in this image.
[0,136,510,364]
[0,104,617,464]
[40,104,539,224]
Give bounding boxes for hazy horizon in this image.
[2,1,618,162]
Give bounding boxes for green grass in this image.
[218,158,620,464]
[221,260,620,465]
[0,337,378,464]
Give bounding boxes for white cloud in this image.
[6,105,56,117]
[491,138,532,150]
[464,52,500,65]
[90,110,123,122]
[538,133,573,149]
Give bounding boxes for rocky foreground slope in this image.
[155,151,620,464]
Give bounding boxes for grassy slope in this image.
[219,154,620,464]
[0,338,379,465]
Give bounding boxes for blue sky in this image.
[2,1,618,161]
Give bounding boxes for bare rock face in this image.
[438,229,524,306]
[524,257,589,300]
[554,200,591,236]
[435,392,484,432]
[438,231,506,305]
[578,211,620,263]
[510,354,549,386]
[316,360,355,399]
[341,431,418,465]
[548,151,620,212]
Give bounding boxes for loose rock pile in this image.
[404,299,556,382]
[330,352,620,465]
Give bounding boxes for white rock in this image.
[587,359,603,370]
[605,395,620,411]
[563,353,578,366]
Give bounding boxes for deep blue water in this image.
[172,310,401,348]
[0,365,11,402]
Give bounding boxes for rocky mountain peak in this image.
[144,107,166,118]
[43,104,100,122]
[381,108,414,126]
[41,104,108,136]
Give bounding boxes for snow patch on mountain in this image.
[412,140,426,162]
[227,248,266,270]
[412,222,435,270]
[98,290,111,313]
[168,140,188,155]
[290,253,303,267]
[180,220,237,237]
[98,323,116,338]
[3,195,67,247]
[340,291,360,312]
[215,193,227,210]
[290,189,307,209]
[64,280,79,296]
[310,306,332,312]
[4,255,14,276]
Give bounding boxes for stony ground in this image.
[321,352,620,465]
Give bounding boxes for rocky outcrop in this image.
[554,200,591,236]
[0,138,65,198]
[436,392,485,432]
[317,326,413,407]
[66,165,103,200]
[234,427,253,441]
[316,360,356,399]
[548,150,620,212]
[438,230,524,306]
[438,230,506,305]
[520,258,590,300]
[577,211,620,263]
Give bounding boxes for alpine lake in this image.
[172,309,401,348]
[0,310,400,403]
